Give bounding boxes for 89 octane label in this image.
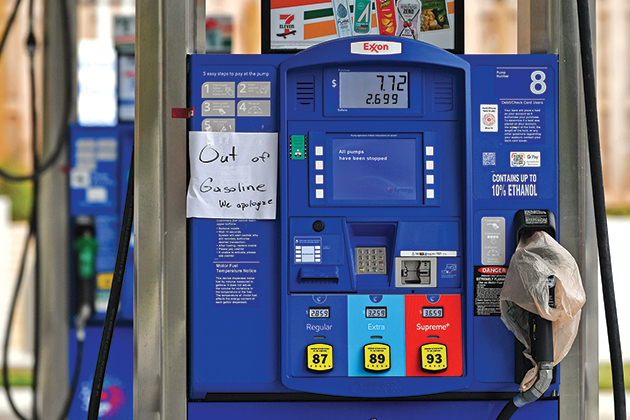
[363,343,391,372]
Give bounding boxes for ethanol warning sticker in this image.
[474,266,507,316]
[476,165,555,201]
[490,173,538,198]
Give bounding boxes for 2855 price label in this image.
[306,343,333,373]
[420,343,448,373]
[363,343,391,373]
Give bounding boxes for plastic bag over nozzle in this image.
[500,227,586,392]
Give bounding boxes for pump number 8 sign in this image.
[306,343,334,373]
[363,343,391,372]
[420,343,448,373]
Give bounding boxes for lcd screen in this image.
[309,307,331,318]
[332,137,417,201]
[422,307,444,318]
[339,72,409,109]
[365,307,387,318]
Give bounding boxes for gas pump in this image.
[67,123,134,419]
[186,37,564,418]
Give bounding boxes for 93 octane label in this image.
[306,343,333,373]
[420,343,448,372]
[363,343,391,372]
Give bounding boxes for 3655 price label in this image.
[420,343,448,373]
[363,343,391,372]
[306,343,333,373]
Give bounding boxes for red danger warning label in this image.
[474,266,507,316]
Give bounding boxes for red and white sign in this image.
[480,104,498,132]
[477,266,508,275]
[351,41,402,55]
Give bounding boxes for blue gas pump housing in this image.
[279,38,471,396]
[67,123,135,419]
[187,37,559,419]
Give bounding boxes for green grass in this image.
[0,160,33,221]
[599,363,630,390]
[607,207,630,216]
[0,368,33,387]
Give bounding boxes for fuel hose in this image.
[86,146,134,420]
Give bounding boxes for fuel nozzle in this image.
[497,211,558,419]
[511,274,555,411]
[73,216,98,340]
[499,211,585,419]
[530,275,555,364]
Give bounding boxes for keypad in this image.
[356,247,387,274]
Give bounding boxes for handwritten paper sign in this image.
[186,131,278,219]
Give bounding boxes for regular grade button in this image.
[363,343,391,373]
[420,343,448,373]
[306,343,333,373]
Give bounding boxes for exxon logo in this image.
[351,41,402,55]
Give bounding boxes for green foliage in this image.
[606,207,630,216]
[0,368,32,387]
[599,363,630,390]
[0,161,33,221]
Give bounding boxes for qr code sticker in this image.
[482,152,496,166]
[511,153,525,167]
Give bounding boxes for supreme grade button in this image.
[420,343,448,373]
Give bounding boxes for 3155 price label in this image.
[306,343,333,373]
[420,343,448,373]
[363,343,391,372]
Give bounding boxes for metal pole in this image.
[38,0,75,416]
[134,0,204,419]
[518,1,599,419]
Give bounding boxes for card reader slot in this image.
[395,256,437,288]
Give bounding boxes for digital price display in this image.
[309,307,331,318]
[365,307,387,318]
[422,307,444,318]
[339,72,409,109]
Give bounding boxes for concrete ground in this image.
[0,388,31,420]
[600,391,629,419]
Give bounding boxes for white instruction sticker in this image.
[480,104,498,132]
[187,131,278,219]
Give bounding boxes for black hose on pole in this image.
[576,1,626,419]
[86,148,134,420]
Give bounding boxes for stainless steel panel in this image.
[135,0,204,419]
[38,0,75,416]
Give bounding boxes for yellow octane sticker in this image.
[420,343,448,372]
[307,343,333,372]
[363,343,391,372]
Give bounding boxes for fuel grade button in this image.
[420,343,448,373]
[363,343,391,373]
[306,343,333,373]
